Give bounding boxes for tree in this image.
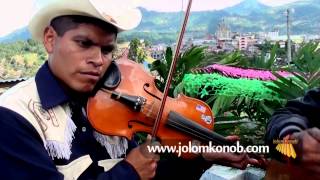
[128,38,146,63]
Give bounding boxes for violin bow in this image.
[151,0,193,138]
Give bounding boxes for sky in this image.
[0,0,301,37]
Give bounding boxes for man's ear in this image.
[43,26,57,54]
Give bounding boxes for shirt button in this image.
[82,127,86,132]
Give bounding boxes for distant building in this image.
[192,39,217,46]
[239,36,248,51]
[256,32,267,41]
[216,19,232,41]
[150,44,166,60]
[269,35,305,44]
[278,40,286,48]
[231,39,239,49]
[205,34,214,40]
[248,44,259,53]
[239,35,257,51]
[150,51,164,60]
[267,29,279,39]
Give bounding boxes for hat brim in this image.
[28,0,142,41]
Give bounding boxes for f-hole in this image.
[143,83,161,101]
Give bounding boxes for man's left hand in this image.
[201,135,259,169]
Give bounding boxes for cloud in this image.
[138,0,242,12]
[0,0,37,36]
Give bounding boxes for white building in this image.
[216,19,232,41]
[267,29,279,39]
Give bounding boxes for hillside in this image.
[0,40,46,79]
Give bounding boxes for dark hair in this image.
[50,15,118,37]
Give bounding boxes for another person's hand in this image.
[290,127,320,174]
[125,135,160,179]
[201,135,259,169]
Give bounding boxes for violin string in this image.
[142,100,159,119]
[168,119,213,143]
[146,101,156,118]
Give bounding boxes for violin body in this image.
[87,58,216,158]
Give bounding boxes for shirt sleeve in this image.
[0,107,64,180]
[97,160,140,180]
[0,107,140,180]
[265,88,320,157]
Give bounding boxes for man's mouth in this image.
[80,71,101,81]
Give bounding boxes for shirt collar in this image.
[35,61,69,110]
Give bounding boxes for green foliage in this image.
[178,41,289,145]
[150,46,210,97]
[248,44,277,69]
[215,50,248,66]
[265,42,320,101]
[182,73,285,145]
[190,42,320,145]
[256,41,286,59]
[292,42,320,75]
[128,38,147,63]
[0,39,46,79]
[183,73,284,115]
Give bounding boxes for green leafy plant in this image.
[215,50,248,66]
[265,42,320,101]
[182,73,285,145]
[248,43,277,69]
[150,46,210,97]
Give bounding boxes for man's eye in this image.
[76,40,92,48]
[101,46,115,55]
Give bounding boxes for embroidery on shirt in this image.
[28,100,76,160]
[28,99,59,131]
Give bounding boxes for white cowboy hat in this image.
[28,0,142,41]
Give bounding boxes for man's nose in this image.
[87,47,104,67]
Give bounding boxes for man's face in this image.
[44,23,116,93]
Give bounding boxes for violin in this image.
[87,57,231,159]
[87,56,267,166]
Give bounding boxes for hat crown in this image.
[29,0,142,41]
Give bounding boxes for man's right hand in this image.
[125,135,160,179]
[290,127,320,174]
[202,135,261,169]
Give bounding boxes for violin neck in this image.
[166,111,233,146]
[167,111,265,163]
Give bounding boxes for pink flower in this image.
[200,64,292,81]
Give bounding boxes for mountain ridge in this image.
[1,0,319,43]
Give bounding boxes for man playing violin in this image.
[0,0,258,179]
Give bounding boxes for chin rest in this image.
[102,61,121,89]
